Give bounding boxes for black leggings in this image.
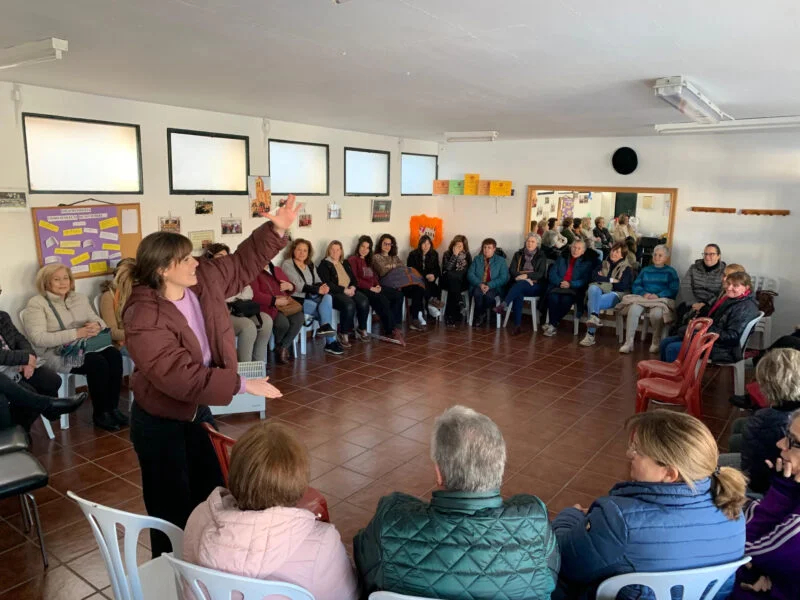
[131,402,223,558]
[0,368,61,430]
[331,291,370,333]
[71,346,123,418]
[401,285,425,319]
[361,288,398,334]
[441,271,467,318]
[272,311,304,349]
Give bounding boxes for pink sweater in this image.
[184,487,358,600]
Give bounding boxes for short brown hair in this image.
[35,264,74,296]
[724,264,745,278]
[610,241,628,258]
[725,271,752,290]
[133,232,193,291]
[228,422,310,511]
[284,238,313,264]
[447,235,470,256]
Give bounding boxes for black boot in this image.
[110,408,129,427]
[93,412,120,432]
[42,392,87,421]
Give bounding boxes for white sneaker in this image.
[649,343,660,354]
[417,311,427,327]
[427,304,441,319]
[543,324,557,337]
[580,333,596,347]
[619,342,633,354]
[587,314,602,327]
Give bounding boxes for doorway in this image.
[614,192,637,218]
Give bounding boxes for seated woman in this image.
[553,410,746,600]
[406,235,443,320]
[0,287,84,430]
[560,217,576,246]
[281,239,344,356]
[718,349,800,495]
[494,233,546,336]
[677,243,727,321]
[617,244,679,354]
[542,218,559,248]
[580,217,598,250]
[612,213,635,244]
[593,216,613,254]
[579,242,633,347]
[466,238,509,327]
[317,240,371,347]
[440,235,472,326]
[660,271,760,363]
[348,236,404,345]
[98,258,136,349]
[372,234,426,331]
[184,421,358,600]
[251,262,304,364]
[536,218,547,237]
[206,244,273,363]
[24,265,124,432]
[542,240,592,337]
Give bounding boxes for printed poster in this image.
[248,175,271,217]
[371,199,392,223]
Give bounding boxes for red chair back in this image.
[683,332,719,415]
[676,318,713,365]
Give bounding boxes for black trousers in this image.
[423,280,441,300]
[272,311,304,349]
[131,402,224,557]
[362,289,397,334]
[71,346,123,418]
[331,291,370,333]
[471,286,499,314]
[401,285,425,319]
[0,367,61,430]
[441,271,467,319]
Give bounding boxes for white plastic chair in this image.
[369,592,437,600]
[710,312,764,396]
[467,294,502,328]
[502,296,539,332]
[164,552,315,600]
[68,491,183,600]
[595,556,750,600]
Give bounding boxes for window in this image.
[22,113,143,194]
[401,153,438,196]
[269,139,329,195]
[344,147,390,196]
[167,129,249,194]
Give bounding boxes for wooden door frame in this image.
[526,185,679,248]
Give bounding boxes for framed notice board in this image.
[30,203,142,279]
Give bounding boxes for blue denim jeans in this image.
[659,335,683,362]
[586,285,621,334]
[303,294,333,325]
[503,280,545,326]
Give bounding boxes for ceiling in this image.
[2,0,800,140]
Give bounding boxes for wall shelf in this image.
[689,206,736,214]
[740,209,791,216]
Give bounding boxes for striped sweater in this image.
[732,475,800,600]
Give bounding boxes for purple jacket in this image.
[732,475,800,600]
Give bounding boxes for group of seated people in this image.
[181,398,800,600]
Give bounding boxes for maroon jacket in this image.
[122,222,287,421]
[251,265,295,320]
[347,255,379,290]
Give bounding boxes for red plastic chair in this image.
[635,332,719,417]
[202,423,330,523]
[636,318,713,381]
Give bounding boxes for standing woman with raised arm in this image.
[122,196,298,558]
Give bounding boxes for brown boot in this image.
[276,347,291,364]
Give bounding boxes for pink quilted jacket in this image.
[184,487,358,600]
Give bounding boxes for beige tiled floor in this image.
[0,318,741,598]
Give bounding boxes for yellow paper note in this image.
[102,243,121,251]
[54,248,75,256]
[99,217,119,230]
[39,220,59,233]
[71,252,90,266]
[89,261,109,274]
[464,173,480,184]
[60,241,81,248]
[464,180,478,195]
[63,228,83,236]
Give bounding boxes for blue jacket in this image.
[631,264,680,298]
[552,479,745,600]
[467,254,510,290]
[548,255,593,290]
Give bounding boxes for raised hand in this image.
[244,377,283,399]
[263,194,299,234]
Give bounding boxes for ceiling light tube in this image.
[653,76,728,124]
[0,38,68,71]
[655,116,800,135]
[444,130,499,143]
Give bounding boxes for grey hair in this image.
[756,348,800,406]
[653,244,670,256]
[572,239,586,249]
[526,232,542,246]
[789,408,800,428]
[431,405,506,492]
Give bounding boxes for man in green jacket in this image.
[353,405,559,600]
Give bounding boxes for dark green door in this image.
[614,192,637,218]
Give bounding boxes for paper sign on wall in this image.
[99,231,119,241]
[102,243,121,251]
[89,261,108,274]
[99,217,119,230]
[448,180,465,195]
[477,180,491,195]
[71,252,90,266]
[463,173,480,196]
[489,180,512,196]
[433,180,450,195]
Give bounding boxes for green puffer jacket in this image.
[353,490,559,600]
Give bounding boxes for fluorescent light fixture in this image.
[655,116,800,135]
[444,130,499,143]
[0,38,68,71]
[653,76,727,124]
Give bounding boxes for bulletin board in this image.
[31,203,142,279]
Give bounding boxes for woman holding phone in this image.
[123,196,297,557]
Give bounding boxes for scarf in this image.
[522,248,535,272]
[709,289,750,317]
[598,258,628,282]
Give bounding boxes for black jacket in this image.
[509,248,547,281]
[0,311,33,366]
[707,295,761,363]
[742,402,800,494]
[593,227,613,248]
[317,259,357,295]
[407,249,441,280]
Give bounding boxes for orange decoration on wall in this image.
[409,214,444,249]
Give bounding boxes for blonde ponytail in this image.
[112,258,136,323]
[711,466,748,520]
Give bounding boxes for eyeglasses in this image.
[703,252,719,257]
[781,427,800,450]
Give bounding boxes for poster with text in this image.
[371,199,392,223]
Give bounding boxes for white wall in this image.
[438,134,800,335]
[0,82,437,323]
